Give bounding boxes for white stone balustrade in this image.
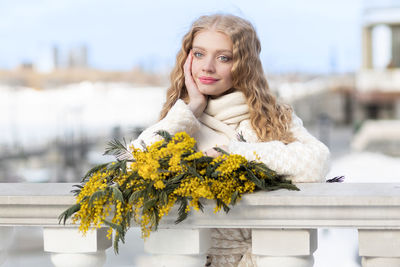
[0,183,400,266]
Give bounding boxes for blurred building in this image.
[35,44,88,72]
[67,45,88,69]
[356,0,400,120]
[36,45,59,73]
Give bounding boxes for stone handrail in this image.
[0,183,400,266]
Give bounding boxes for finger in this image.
[184,55,196,87]
[188,50,193,67]
[184,51,192,74]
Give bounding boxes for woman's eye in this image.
[193,52,203,58]
[218,55,231,62]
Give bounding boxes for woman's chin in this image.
[197,85,234,98]
[198,87,212,96]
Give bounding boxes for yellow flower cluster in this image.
[71,170,111,234]
[216,154,247,175]
[64,131,293,252]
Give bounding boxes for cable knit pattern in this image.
[228,114,330,182]
[206,229,257,267]
[130,99,200,149]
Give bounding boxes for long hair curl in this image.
[159,14,295,144]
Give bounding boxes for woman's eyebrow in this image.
[192,46,204,51]
[192,46,232,54]
[216,49,232,54]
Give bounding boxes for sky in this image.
[0,0,363,74]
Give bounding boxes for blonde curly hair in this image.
[159,14,295,144]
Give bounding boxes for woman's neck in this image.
[209,88,236,99]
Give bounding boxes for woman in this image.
[131,13,330,267]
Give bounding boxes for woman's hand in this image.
[184,50,207,118]
[204,145,229,158]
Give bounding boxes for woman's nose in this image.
[202,57,216,73]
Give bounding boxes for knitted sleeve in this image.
[228,114,330,183]
[130,99,200,149]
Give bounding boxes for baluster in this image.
[140,228,211,267]
[359,229,400,267]
[252,229,317,267]
[43,227,111,267]
[0,227,15,266]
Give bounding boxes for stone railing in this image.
[0,183,400,267]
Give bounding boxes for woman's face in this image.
[191,30,233,97]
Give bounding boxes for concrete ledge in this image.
[0,183,400,229]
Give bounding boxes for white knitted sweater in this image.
[131,98,330,183]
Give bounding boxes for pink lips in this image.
[199,76,219,85]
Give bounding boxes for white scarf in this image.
[194,91,250,151]
[200,90,250,138]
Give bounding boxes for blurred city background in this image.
[1,0,400,266]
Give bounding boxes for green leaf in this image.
[123,172,140,188]
[206,161,222,178]
[140,140,148,152]
[154,130,172,142]
[244,166,265,189]
[71,184,84,196]
[104,220,125,254]
[104,220,124,232]
[124,209,133,226]
[122,188,132,199]
[175,197,189,224]
[215,198,230,213]
[251,162,278,178]
[81,163,108,182]
[70,189,81,196]
[236,131,247,142]
[58,203,81,225]
[108,160,129,175]
[88,190,107,205]
[128,189,145,204]
[182,162,203,181]
[113,236,119,254]
[195,156,214,165]
[215,199,230,213]
[164,184,180,195]
[164,173,186,195]
[212,147,229,155]
[158,156,172,170]
[104,138,132,160]
[142,183,157,204]
[222,202,230,213]
[112,186,125,204]
[197,200,204,212]
[166,173,185,185]
[263,183,300,192]
[143,198,158,213]
[230,191,239,205]
[160,191,168,206]
[150,207,160,231]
